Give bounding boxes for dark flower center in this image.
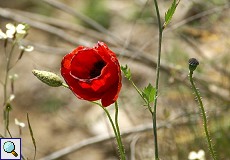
[89,60,106,78]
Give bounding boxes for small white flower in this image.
[188,150,205,160]
[5,23,27,38]
[19,45,34,52]
[13,74,19,79]
[9,74,18,80]
[9,94,15,102]
[15,118,26,128]
[6,23,16,38]
[0,29,7,39]
[16,24,26,34]
[6,23,15,30]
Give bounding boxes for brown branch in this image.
[167,2,230,32]
[11,9,108,42]
[37,115,187,160]
[141,2,230,55]
[0,7,88,46]
[41,0,123,45]
[37,108,224,160]
[22,39,230,103]
[0,7,229,103]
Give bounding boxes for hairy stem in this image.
[189,71,217,160]
[101,104,126,160]
[114,101,126,159]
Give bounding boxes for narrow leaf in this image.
[27,113,36,160]
[164,0,179,28]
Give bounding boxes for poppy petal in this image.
[61,42,122,107]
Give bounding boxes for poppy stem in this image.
[97,102,126,160]
[114,101,126,159]
[189,71,217,160]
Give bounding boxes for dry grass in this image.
[0,0,230,159]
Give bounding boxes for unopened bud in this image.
[188,58,199,72]
[32,70,63,87]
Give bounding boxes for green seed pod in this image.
[188,58,199,72]
[32,70,63,87]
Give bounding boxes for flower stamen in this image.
[89,60,106,78]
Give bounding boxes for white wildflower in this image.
[9,74,19,80]
[9,94,15,102]
[0,29,7,39]
[188,150,205,160]
[19,45,34,52]
[15,118,26,128]
[5,23,27,38]
[16,24,26,34]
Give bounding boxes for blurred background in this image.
[0,0,230,159]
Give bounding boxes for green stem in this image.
[152,0,163,159]
[189,71,217,160]
[61,83,69,89]
[3,42,16,104]
[3,41,16,136]
[4,104,12,138]
[131,81,151,111]
[114,101,126,159]
[100,104,126,160]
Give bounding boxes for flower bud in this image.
[32,70,63,87]
[188,58,199,72]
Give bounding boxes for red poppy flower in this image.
[61,42,122,107]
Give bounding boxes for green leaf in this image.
[142,83,156,103]
[164,0,178,28]
[27,113,36,160]
[121,65,131,80]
